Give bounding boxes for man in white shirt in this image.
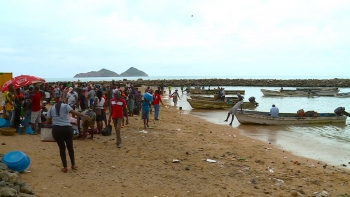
[270,104,279,118]
[66,87,78,109]
[224,96,243,126]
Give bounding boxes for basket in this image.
[0,128,17,136]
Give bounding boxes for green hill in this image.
[120,67,148,77]
[73,67,148,78]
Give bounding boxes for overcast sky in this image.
[1,0,349,78]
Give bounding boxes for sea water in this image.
[170,86,350,167]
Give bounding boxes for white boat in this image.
[261,89,339,97]
[296,87,339,91]
[235,111,347,125]
[334,92,350,98]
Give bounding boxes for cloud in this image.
[0,0,349,78]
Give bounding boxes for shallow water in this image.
[166,86,350,166]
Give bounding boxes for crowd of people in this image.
[1,81,169,172]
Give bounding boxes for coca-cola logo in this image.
[4,80,13,87]
[15,78,27,85]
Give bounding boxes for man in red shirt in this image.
[31,86,42,134]
[108,91,127,148]
[152,90,163,120]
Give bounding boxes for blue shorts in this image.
[142,110,149,120]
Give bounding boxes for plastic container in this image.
[17,126,26,135]
[1,151,31,172]
[26,126,33,134]
[143,93,153,102]
[0,118,10,128]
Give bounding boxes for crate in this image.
[0,128,16,136]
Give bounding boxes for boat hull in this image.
[261,89,339,97]
[187,89,245,95]
[334,92,350,98]
[235,111,347,125]
[187,99,258,109]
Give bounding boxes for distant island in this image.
[73,67,148,78]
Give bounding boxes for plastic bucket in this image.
[0,118,10,128]
[1,151,31,172]
[25,127,33,134]
[18,126,26,135]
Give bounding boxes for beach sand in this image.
[0,92,350,197]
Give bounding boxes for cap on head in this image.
[69,87,73,91]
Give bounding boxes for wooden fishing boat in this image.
[187,98,258,109]
[189,95,239,101]
[334,92,350,98]
[187,88,245,95]
[261,89,339,97]
[295,87,339,91]
[235,111,347,125]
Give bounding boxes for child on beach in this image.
[141,97,150,129]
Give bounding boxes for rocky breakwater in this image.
[0,163,35,197]
[129,78,350,87]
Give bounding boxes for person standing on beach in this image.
[108,91,127,148]
[141,96,150,129]
[47,98,91,172]
[224,96,243,126]
[77,88,87,111]
[93,90,105,136]
[168,86,172,95]
[171,90,181,107]
[31,86,42,134]
[87,86,95,109]
[4,84,15,127]
[153,90,163,120]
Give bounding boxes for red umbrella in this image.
[1,75,45,93]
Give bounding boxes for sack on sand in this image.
[101,124,112,136]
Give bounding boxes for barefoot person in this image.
[47,99,91,173]
[224,96,243,126]
[170,89,181,107]
[141,96,150,129]
[108,91,127,148]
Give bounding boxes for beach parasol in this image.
[1,75,45,93]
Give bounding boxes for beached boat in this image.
[235,111,347,125]
[296,87,339,91]
[187,98,258,109]
[261,89,339,97]
[187,88,245,95]
[189,95,239,101]
[334,92,350,98]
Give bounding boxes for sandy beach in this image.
[1,92,350,197]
